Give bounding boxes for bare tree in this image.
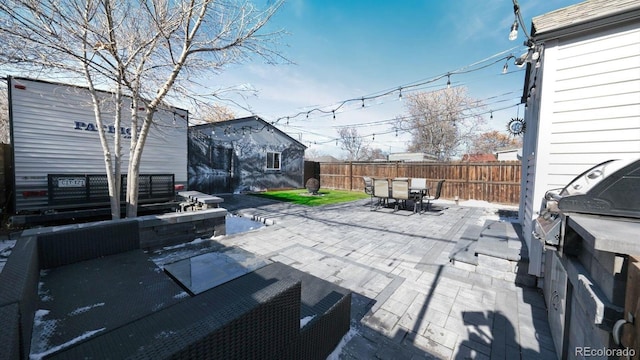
[0,85,8,144]
[338,127,370,161]
[198,103,237,123]
[395,87,485,161]
[0,0,286,218]
[361,147,387,161]
[470,130,522,154]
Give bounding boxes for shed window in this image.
[266,152,281,170]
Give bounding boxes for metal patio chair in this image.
[424,179,445,211]
[391,178,410,212]
[372,178,390,210]
[409,178,427,213]
[363,176,374,208]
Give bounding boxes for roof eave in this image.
[533,7,640,41]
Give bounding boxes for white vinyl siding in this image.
[521,22,640,275]
[540,23,640,192]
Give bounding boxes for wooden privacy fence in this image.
[317,161,522,205]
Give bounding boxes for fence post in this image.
[466,162,470,201]
[349,162,353,190]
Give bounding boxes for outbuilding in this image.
[188,116,306,194]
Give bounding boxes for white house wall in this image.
[522,22,640,275]
[9,78,188,212]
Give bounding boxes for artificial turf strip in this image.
[250,189,369,206]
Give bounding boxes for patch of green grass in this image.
[250,189,369,206]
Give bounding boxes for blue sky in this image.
[208,0,583,157]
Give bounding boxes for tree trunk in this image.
[126,110,154,218]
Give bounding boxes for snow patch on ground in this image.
[0,239,16,274]
[30,309,58,358]
[161,237,209,251]
[69,303,105,316]
[30,327,105,360]
[326,327,359,360]
[300,315,315,328]
[154,330,177,340]
[173,291,189,300]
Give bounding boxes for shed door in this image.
[209,146,233,194]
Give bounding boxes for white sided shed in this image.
[8,77,188,213]
[519,0,640,275]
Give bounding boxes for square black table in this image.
[164,249,271,295]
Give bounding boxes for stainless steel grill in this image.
[533,158,640,245]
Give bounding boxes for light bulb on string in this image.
[446,74,451,88]
[361,98,365,108]
[502,61,508,74]
[509,19,518,41]
[398,87,403,100]
[372,133,375,141]
[490,111,493,119]
[332,110,335,119]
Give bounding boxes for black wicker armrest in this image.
[0,236,39,360]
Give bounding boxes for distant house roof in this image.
[495,148,522,161]
[461,153,497,162]
[388,152,438,162]
[532,0,640,39]
[309,155,341,163]
[494,148,522,155]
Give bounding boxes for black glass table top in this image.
[164,249,271,295]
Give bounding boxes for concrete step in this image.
[449,220,537,287]
[475,221,528,261]
[449,224,482,266]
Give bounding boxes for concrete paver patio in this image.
[218,195,556,360]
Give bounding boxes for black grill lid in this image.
[558,158,640,218]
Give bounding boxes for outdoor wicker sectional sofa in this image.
[0,218,351,359]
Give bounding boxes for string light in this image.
[289,99,523,147]
[259,44,538,148]
[502,61,509,74]
[509,19,518,41]
[509,0,533,43]
[272,49,520,125]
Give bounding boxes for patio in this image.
[0,194,556,359]
[218,194,556,359]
